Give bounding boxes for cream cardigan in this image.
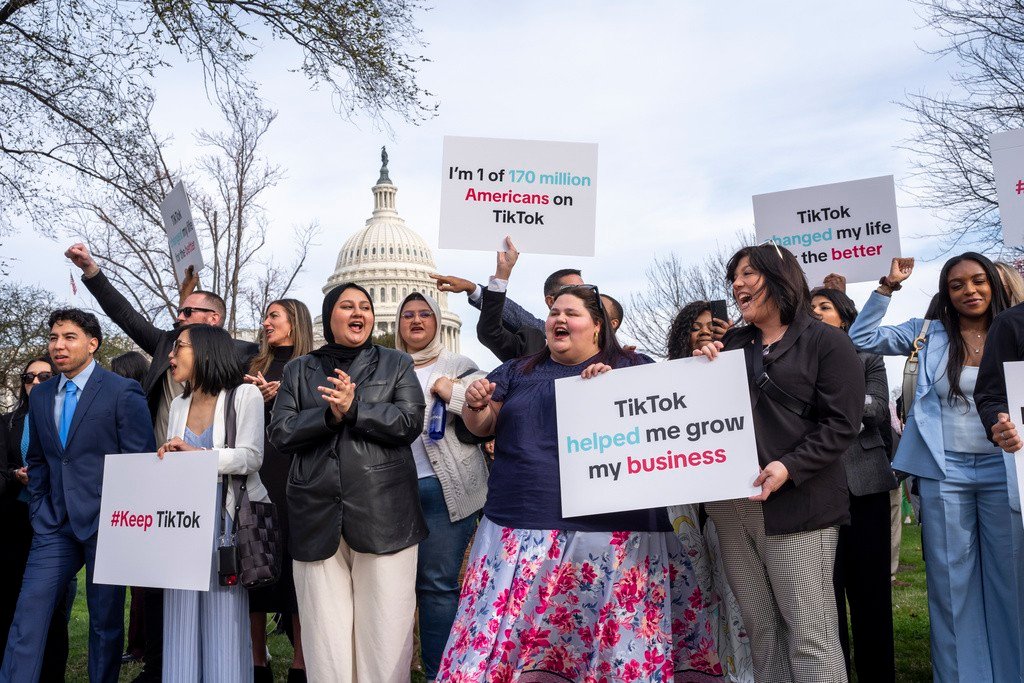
[165,382,270,519]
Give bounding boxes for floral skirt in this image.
[437,517,723,682]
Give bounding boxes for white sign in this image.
[94,450,219,591]
[556,351,760,517]
[752,175,900,286]
[159,180,204,284]
[439,136,598,257]
[1003,361,1024,512]
[991,129,1024,248]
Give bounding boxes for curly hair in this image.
[666,301,712,360]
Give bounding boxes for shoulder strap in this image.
[224,385,239,449]
[750,337,817,421]
[220,386,240,517]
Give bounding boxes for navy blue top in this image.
[483,352,671,532]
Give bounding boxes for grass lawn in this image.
[63,524,932,682]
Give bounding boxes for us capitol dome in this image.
[316,148,463,351]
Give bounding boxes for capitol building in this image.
[316,150,463,351]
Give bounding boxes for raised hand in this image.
[65,243,100,277]
[495,236,520,280]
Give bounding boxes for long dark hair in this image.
[935,252,1008,406]
[14,355,56,417]
[111,351,150,384]
[521,286,630,373]
[666,301,711,360]
[809,287,859,331]
[172,324,243,398]
[725,244,811,325]
[249,299,314,374]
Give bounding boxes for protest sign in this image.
[556,351,759,517]
[991,129,1024,248]
[94,450,219,591]
[439,136,598,257]
[1002,361,1024,512]
[752,175,900,285]
[159,180,204,284]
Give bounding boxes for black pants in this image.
[834,490,896,682]
[0,501,69,683]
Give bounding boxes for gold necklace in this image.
[960,329,986,355]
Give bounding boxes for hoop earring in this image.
[593,330,599,345]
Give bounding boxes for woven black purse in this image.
[223,386,282,589]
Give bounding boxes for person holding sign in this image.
[666,301,753,683]
[810,287,897,682]
[268,283,426,683]
[695,244,865,683]
[975,295,1024,683]
[850,254,1018,682]
[159,324,269,683]
[394,291,487,683]
[437,286,721,682]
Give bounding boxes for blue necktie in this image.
[59,381,78,447]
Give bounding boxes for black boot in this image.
[254,664,273,683]
[287,669,307,683]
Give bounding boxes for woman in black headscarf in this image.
[268,283,427,683]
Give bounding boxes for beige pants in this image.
[706,498,846,683]
[294,538,418,683]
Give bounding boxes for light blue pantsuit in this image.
[918,453,1018,682]
[850,292,1021,682]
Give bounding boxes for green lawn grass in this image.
[63,524,932,682]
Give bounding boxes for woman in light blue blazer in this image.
[849,254,1015,682]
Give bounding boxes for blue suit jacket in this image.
[849,291,952,481]
[25,364,155,540]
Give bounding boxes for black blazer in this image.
[476,288,546,362]
[844,352,899,497]
[722,312,865,535]
[0,411,26,501]
[268,346,428,560]
[83,270,257,418]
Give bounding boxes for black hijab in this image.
[311,282,375,372]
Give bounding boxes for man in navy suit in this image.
[0,309,154,683]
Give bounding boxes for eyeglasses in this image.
[178,306,216,318]
[21,372,53,384]
[171,339,192,354]
[757,238,784,260]
[400,310,435,320]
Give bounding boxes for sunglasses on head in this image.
[178,306,216,318]
[757,239,784,260]
[554,284,606,317]
[22,371,53,384]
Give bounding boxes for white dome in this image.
[317,154,462,352]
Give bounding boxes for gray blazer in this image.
[844,352,899,496]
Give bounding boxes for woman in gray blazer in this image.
[395,291,487,683]
[811,286,897,683]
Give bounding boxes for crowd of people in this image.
[1,238,1024,683]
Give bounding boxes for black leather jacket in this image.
[268,346,428,560]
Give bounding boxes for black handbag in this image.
[222,386,282,589]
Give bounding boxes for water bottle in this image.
[428,400,447,440]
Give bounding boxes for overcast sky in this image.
[7,0,972,384]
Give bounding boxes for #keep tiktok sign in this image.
[556,351,759,517]
[439,136,598,257]
[991,129,1024,248]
